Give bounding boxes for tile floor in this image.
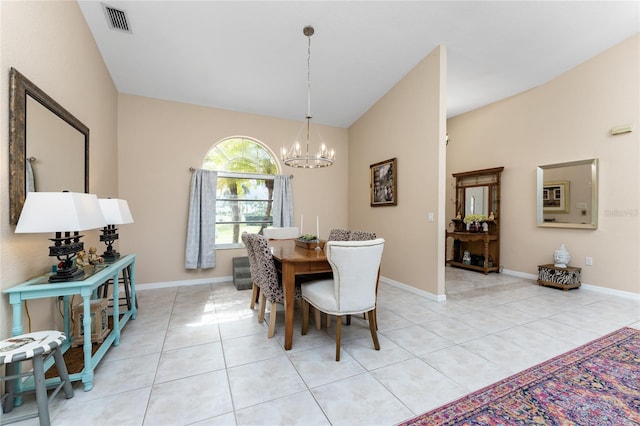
[4,268,639,426]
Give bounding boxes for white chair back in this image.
[262,227,300,240]
[325,238,384,313]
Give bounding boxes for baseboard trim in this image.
[501,269,640,300]
[136,276,233,291]
[380,276,446,302]
[136,271,638,301]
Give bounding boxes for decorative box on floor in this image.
[537,264,581,290]
[72,298,110,346]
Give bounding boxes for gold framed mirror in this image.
[9,67,89,225]
[536,159,598,229]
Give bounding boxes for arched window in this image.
[203,137,279,247]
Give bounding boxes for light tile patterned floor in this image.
[5,268,639,426]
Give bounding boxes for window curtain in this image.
[272,174,294,227]
[26,160,35,193]
[185,169,217,269]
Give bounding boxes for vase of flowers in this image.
[463,214,488,232]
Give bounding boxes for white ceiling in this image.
[78,1,639,128]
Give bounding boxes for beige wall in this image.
[447,34,639,294]
[116,95,349,284]
[0,1,118,337]
[349,46,447,298]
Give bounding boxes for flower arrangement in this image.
[463,214,488,224]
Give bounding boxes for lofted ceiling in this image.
[78,1,639,128]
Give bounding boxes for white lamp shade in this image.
[98,198,134,225]
[15,192,107,233]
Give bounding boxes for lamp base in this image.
[49,265,85,282]
[102,250,121,263]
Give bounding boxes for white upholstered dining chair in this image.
[301,238,385,361]
[262,227,299,240]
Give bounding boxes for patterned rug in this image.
[399,327,640,426]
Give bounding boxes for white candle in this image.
[316,216,319,238]
[300,214,303,234]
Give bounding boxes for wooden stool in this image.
[0,331,74,426]
[98,264,138,310]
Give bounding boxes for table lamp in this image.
[15,192,107,282]
[98,198,134,262]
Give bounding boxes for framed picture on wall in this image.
[370,158,397,207]
[543,181,569,213]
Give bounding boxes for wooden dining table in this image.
[269,239,331,350]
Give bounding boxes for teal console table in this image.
[3,254,136,394]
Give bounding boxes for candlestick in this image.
[316,216,319,239]
[300,214,303,234]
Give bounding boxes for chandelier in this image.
[281,26,335,168]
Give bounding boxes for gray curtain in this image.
[272,174,294,227]
[185,169,217,269]
[26,160,35,193]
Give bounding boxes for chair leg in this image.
[301,299,309,335]
[31,354,51,426]
[52,348,74,400]
[2,362,17,414]
[250,283,259,309]
[335,315,342,361]
[267,302,277,338]
[314,307,322,330]
[368,309,380,351]
[257,293,267,323]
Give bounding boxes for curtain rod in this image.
[188,167,293,178]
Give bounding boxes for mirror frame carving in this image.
[536,159,598,229]
[9,67,90,225]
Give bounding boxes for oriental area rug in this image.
[399,327,640,426]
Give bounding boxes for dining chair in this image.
[328,228,351,241]
[301,238,385,361]
[349,230,377,241]
[323,229,377,328]
[241,232,261,309]
[262,226,299,240]
[251,233,302,337]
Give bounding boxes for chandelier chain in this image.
[281,25,335,168]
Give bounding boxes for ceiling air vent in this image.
[102,3,131,33]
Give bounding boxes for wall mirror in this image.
[454,167,503,220]
[536,159,598,229]
[9,67,89,225]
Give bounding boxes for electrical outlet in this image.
[585,257,593,266]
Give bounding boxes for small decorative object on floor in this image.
[538,264,581,290]
[553,243,570,267]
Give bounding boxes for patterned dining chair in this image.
[349,230,377,241]
[301,238,385,361]
[251,233,302,338]
[241,232,261,309]
[328,228,351,241]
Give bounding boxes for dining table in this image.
[268,239,331,350]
